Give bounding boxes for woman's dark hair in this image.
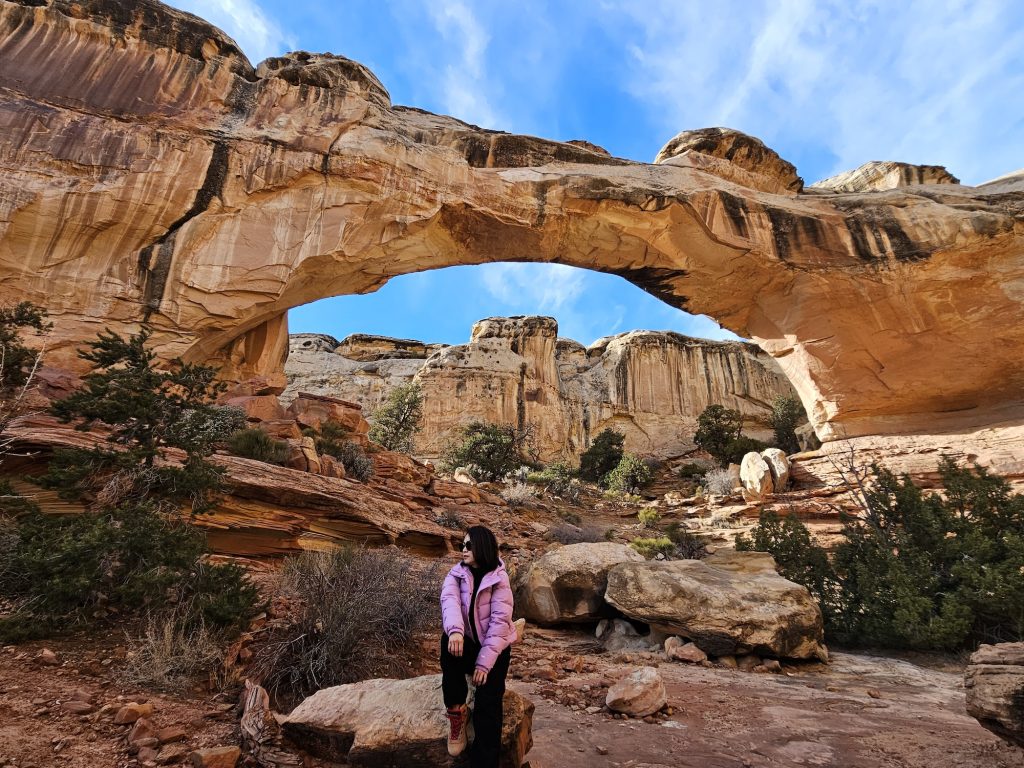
[465,525,500,572]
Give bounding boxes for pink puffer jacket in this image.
[440,560,517,673]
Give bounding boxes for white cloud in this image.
[426,1,501,127]
[608,0,1024,184]
[478,263,587,313]
[166,0,294,64]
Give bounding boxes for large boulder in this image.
[760,448,791,492]
[740,452,774,500]
[604,551,828,661]
[514,543,645,625]
[282,675,533,767]
[965,642,1024,748]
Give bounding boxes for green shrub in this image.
[637,508,660,528]
[253,547,436,704]
[677,462,708,480]
[603,453,652,493]
[694,405,743,466]
[439,421,521,482]
[307,423,374,482]
[36,329,241,514]
[368,382,423,453]
[579,428,624,482]
[0,501,259,640]
[227,428,289,464]
[0,302,50,395]
[768,396,805,455]
[737,459,1024,650]
[631,536,675,559]
[722,436,771,466]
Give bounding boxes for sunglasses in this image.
[461,541,472,551]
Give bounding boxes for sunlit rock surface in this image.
[284,317,797,461]
[1,0,1023,461]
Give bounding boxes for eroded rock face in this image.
[1,415,478,557]
[655,127,803,193]
[965,643,1024,748]
[281,674,533,768]
[811,161,960,193]
[285,317,797,461]
[1,0,1023,452]
[604,551,828,661]
[514,543,645,626]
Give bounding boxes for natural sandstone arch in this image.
[1,0,1022,447]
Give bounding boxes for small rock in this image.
[605,667,667,717]
[137,746,159,763]
[37,649,59,666]
[737,654,761,672]
[189,746,241,768]
[115,702,155,725]
[762,659,782,673]
[596,745,609,755]
[157,743,190,764]
[866,688,882,699]
[155,726,186,744]
[62,700,95,715]
[128,718,157,746]
[669,642,708,664]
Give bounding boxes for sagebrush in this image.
[253,547,437,704]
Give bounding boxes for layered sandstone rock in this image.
[285,317,798,462]
[810,161,960,193]
[514,542,645,625]
[282,675,534,767]
[1,0,1023,461]
[965,643,1024,748]
[604,551,828,661]
[0,414,493,557]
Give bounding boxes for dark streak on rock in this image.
[138,140,231,317]
[607,266,687,309]
[40,0,257,80]
[718,192,750,238]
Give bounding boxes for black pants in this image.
[440,632,512,768]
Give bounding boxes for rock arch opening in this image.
[1,0,1021,450]
[279,264,791,464]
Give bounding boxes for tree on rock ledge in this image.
[369,382,423,453]
[37,328,244,514]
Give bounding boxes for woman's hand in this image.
[472,667,488,686]
[448,633,464,657]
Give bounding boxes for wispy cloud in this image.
[478,263,587,314]
[609,0,1024,184]
[166,0,295,64]
[426,1,501,127]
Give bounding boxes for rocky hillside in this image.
[284,316,798,462]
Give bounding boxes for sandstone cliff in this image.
[1,0,1022,463]
[284,316,798,462]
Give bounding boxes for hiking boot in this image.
[446,704,468,756]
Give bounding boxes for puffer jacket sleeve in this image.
[440,568,465,637]
[475,570,515,673]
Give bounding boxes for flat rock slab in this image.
[605,551,827,661]
[282,674,533,767]
[966,642,1024,748]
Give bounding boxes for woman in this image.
[439,525,517,766]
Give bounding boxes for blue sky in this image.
[168,0,1024,347]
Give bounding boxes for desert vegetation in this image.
[0,320,259,647]
[737,458,1024,650]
